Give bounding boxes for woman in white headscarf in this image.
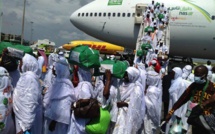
[0,67,15,134]
[165,67,189,134]
[112,67,144,134]
[44,58,75,134]
[144,70,162,134]
[182,65,194,82]
[13,54,43,134]
[67,67,97,134]
[43,53,58,91]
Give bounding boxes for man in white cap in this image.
[13,54,43,134]
[0,67,15,134]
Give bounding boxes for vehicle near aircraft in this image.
[70,0,215,59]
[63,40,133,55]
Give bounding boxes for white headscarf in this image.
[48,53,58,68]
[146,70,160,87]
[182,65,192,79]
[172,67,182,80]
[78,67,92,83]
[0,67,10,91]
[126,67,140,83]
[21,54,39,76]
[55,59,70,79]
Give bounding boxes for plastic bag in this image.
[169,118,183,134]
[85,108,111,134]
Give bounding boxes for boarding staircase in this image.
[133,3,171,65]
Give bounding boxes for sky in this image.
[1,0,98,47]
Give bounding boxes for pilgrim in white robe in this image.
[0,67,15,134]
[144,70,162,134]
[13,54,43,134]
[112,67,144,134]
[67,67,97,134]
[44,58,75,134]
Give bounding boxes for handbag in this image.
[73,98,100,118]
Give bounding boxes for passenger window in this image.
[117,13,121,17]
[94,13,97,17]
[122,13,126,17]
[86,13,88,17]
[99,13,102,17]
[127,13,131,17]
[113,13,116,17]
[78,13,80,17]
[108,13,111,17]
[132,13,135,17]
[103,13,106,17]
[212,16,215,20]
[90,13,93,16]
[82,13,84,16]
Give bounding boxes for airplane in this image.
[63,40,133,55]
[70,0,215,59]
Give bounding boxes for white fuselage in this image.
[70,0,215,59]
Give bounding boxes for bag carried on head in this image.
[73,98,100,119]
[99,59,128,78]
[69,45,100,69]
[1,53,18,72]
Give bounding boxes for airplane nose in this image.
[70,12,76,25]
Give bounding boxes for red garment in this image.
[149,59,161,73]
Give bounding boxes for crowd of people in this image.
[0,1,215,134]
[0,44,215,134]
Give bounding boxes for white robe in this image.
[44,59,75,134]
[0,67,16,134]
[144,86,162,134]
[112,67,144,134]
[67,81,96,134]
[13,72,43,134]
[112,82,143,134]
[165,67,190,134]
[44,79,75,134]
